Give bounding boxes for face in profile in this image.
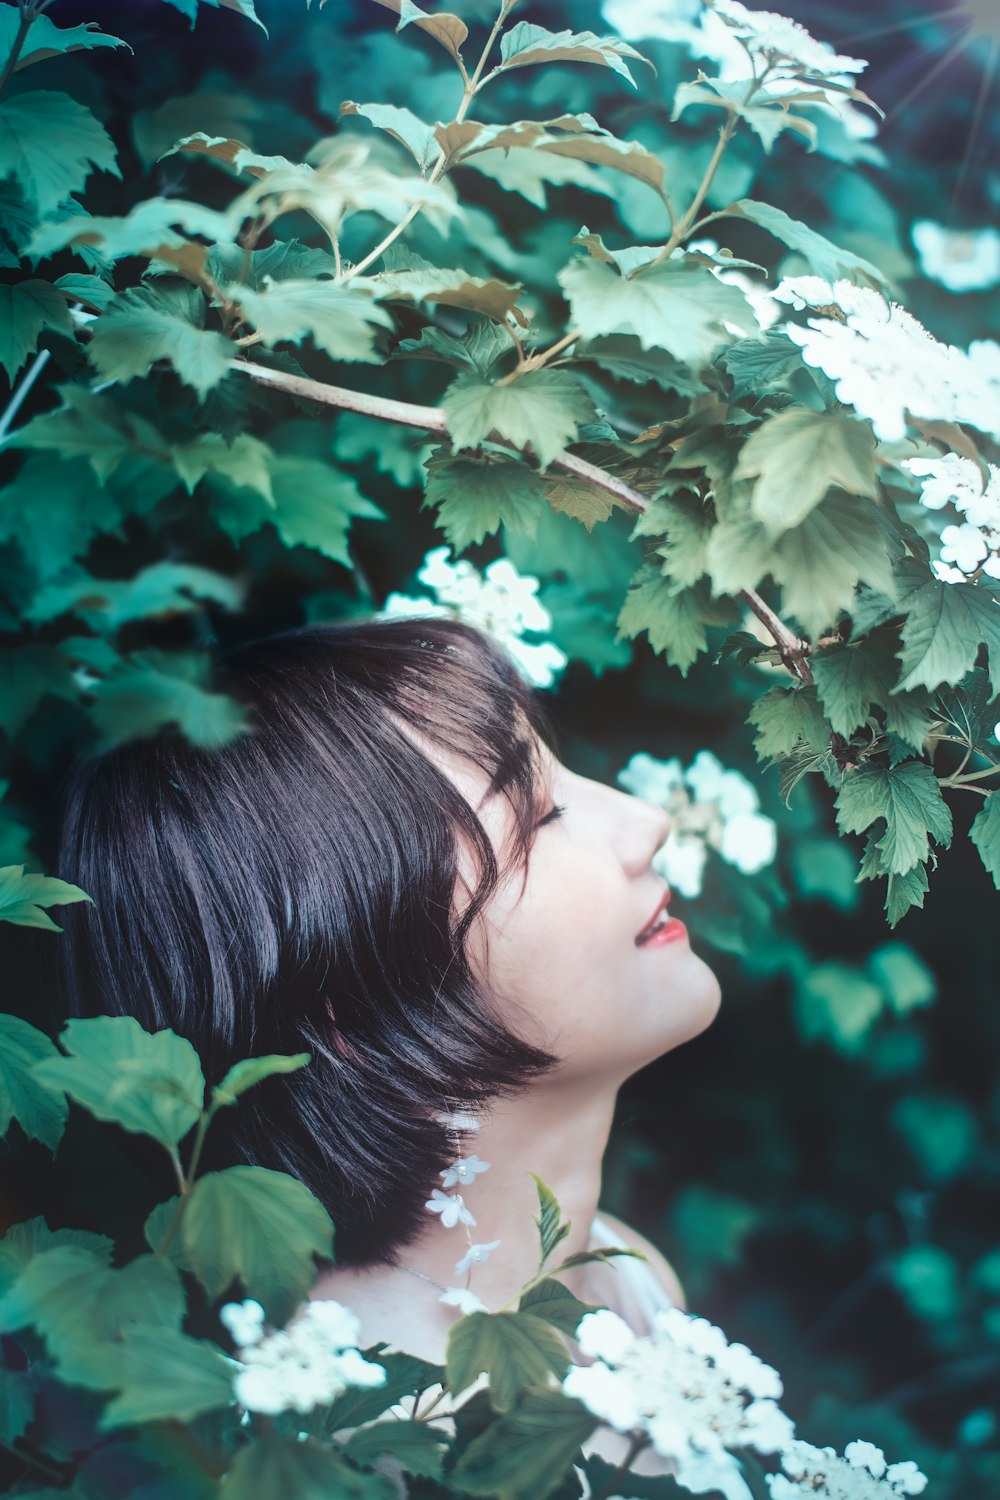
[435,737,723,1087]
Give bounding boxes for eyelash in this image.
[536,803,566,828]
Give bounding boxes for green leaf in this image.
[167,1165,334,1322]
[363,264,525,324]
[211,1052,311,1108]
[442,114,668,198]
[0,1217,113,1300]
[66,1322,237,1429]
[558,255,756,366]
[616,569,715,676]
[28,562,244,632]
[884,862,930,927]
[0,9,128,73]
[747,685,829,760]
[577,335,700,395]
[233,278,394,363]
[220,1434,396,1499]
[372,0,468,65]
[721,330,804,401]
[835,760,953,875]
[793,961,884,1054]
[866,942,937,1014]
[26,196,233,274]
[498,23,653,89]
[446,1310,569,1413]
[0,279,73,382]
[33,1015,206,1149]
[734,408,876,535]
[395,319,512,377]
[672,76,818,153]
[532,1175,572,1269]
[452,1388,597,1499]
[0,90,120,218]
[340,101,440,170]
[161,0,266,29]
[543,472,621,531]
[444,370,594,470]
[970,793,1000,890]
[0,1368,33,1447]
[773,491,898,639]
[894,561,1000,697]
[423,449,543,549]
[89,283,234,398]
[89,651,250,749]
[0,1014,68,1152]
[518,1278,597,1337]
[0,865,92,932]
[326,1350,442,1434]
[53,272,116,311]
[812,632,900,736]
[725,199,888,290]
[346,1419,447,1480]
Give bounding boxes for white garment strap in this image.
[588,1214,675,1332]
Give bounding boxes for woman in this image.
[56,617,721,1366]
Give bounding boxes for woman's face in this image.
[443,738,723,1084]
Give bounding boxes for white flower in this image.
[377,547,567,690]
[939,521,989,573]
[769,1438,928,1498]
[439,1286,489,1314]
[930,560,968,585]
[219,1299,266,1348]
[440,1154,491,1188]
[707,0,868,76]
[655,832,709,898]
[231,1298,386,1416]
[912,220,1000,294]
[618,752,687,805]
[565,1304,795,1500]
[425,1187,477,1228]
[720,811,778,873]
[994,721,1000,743]
[455,1239,502,1275]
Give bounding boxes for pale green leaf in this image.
[0,1013,68,1152]
[346,1419,447,1481]
[0,91,119,218]
[445,1310,569,1413]
[423,450,543,549]
[217,1435,396,1500]
[452,1388,597,1499]
[0,279,73,382]
[773,492,898,638]
[340,101,439,169]
[33,1015,206,1149]
[211,1052,311,1108]
[970,792,1000,890]
[372,0,468,63]
[835,760,953,875]
[444,370,594,470]
[363,264,524,323]
[726,199,889,289]
[28,562,244,631]
[672,77,818,152]
[558,254,756,365]
[532,1174,571,1269]
[160,0,266,31]
[721,329,804,400]
[233,277,393,363]
[735,408,877,534]
[894,561,1000,697]
[0,865,91,933]
[747,685,829,760]
[793,962,884,1054]
[812,630,900,736]
[67,1323,238,1429]
[498,22,652,89]
[26,196,232,276]
[0,10,128,73]
[866,942,937,1014]
[89,283,233,398]
[133,87,262,169]
[615,569,712,676]
[89,653,250,749]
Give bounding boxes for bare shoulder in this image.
[597,1210,687,1311]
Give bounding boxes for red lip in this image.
[634,887,672,943]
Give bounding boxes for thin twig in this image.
[231,358,815,680]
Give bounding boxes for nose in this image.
[620,791,671,880]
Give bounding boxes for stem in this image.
[945,762,1000,786]
[0,3,33,102]
[496,329,580,384]
[590,1432,651,1500]
[154,1111,213,1257]
[230,357,814,682]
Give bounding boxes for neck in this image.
[400,1074,619,1309]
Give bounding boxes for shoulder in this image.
[595,1211,687,1311]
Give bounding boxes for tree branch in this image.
[231,358,814,682]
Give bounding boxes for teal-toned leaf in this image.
[346,1419,447,1480]
[835,760,953,875]
[884,862,930,927]
[218,1434,396,1499]
[498,22,653,89]
[373,0,468,64]
[33,1015,206,1149]
[793,961,884,1054]
[452,1388,597,1499]
[326,1350,442,1434]
[518,1278,597,1338]
[970,792,1000,890]
[211,1053,311,1108]
[532,1175,571,1269]
[616,569,714,676]
[442,114,667,198]
[0,1367,33,1447]
[444,370,594,470]
[577,335,700,395]
[26,196,233,271]
[340,101,439,170]
[734,408,876,534]
[0,865,91,933]
[891,1095,977,1185]
[0,1014,68,1152]
[89,283,233,398]
[160,0,266,32]
[456,143,612,208]
[672,76,818,153]
[558,255,756,366]
[721,329,804,400]
[28,562,244,631]
[66,1322,238,1429]
[233,278,394,363]
[363,264,525,324]
[894,561,1000,697]
[0,644,78,735]
[0,10,128,73]
[445,1310,569,1413]
[423,449,543,549]
[172,431,275,502]
[726,199,888,290]
[53,272,116,311]
[0,1217,113,1300]
[866,942,937,1014]
[394,319,512,377]
[89,651,250,749]
[747,684,829,760]
[0,91,120,218]
[0,279,73,382]
[773,491,898,639]
[168,1165,334,1322]
[542,472,622,531]
[812,633,900,736]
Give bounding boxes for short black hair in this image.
[56,618,561,1267]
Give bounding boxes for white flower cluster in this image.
[768,1438,927,1499]
[618,750,777,897]
[220,1297,386,1415]
[772,276,1000,445]
[378,546,567,688]
[423,1111,500,1315]
[901,452,1000,585]
[707,0,867,77]
[912,220,1000,295]
[565,1306,794,1500]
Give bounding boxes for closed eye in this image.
[535,803,566,828]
